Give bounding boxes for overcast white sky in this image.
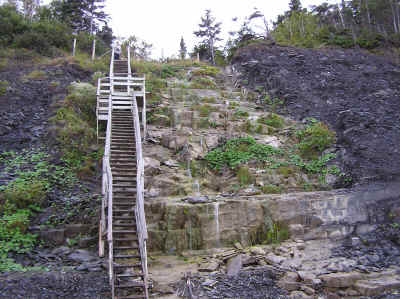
[42,0,338,59]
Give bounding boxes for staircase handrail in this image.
[103,47,115,290]
[131,96,149,299]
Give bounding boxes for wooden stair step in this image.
[116,273,143,278]
[114,254,141,259]
[113,263,141,269]
[117,295,146,299]
[113,230,137,234]
[113,216,136,221]
[115,282,144,289]
[113,223,136,228]
[114,205,136,210]
[114,246,139,250]
[113,195,137,200]
[113,209,135,213]
[114,237,138,242]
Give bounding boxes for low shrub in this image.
[261,184,282,194]
[258,113,284,128]
[0,179,47,213]
[192,104,219,117]
[237,166,254,186]
[191,65,220,77]
[0,81,8,96]
[296,121,335,157]
[205,137,282,170]
[51,83,100,174]
[190,76,217,89]
[0,209,37,272]
[24,70,47,80]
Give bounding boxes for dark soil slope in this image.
[0,60,90,152]
[232,44,400,185]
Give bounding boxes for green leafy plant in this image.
[0,209,37,272]
[257,113,284,128]
[190,76,217,89]
[296,121,336,157]
[265,222,289,244]
[205,137,282,170]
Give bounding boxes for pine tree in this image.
[289,0,302,12]
[179,37,187,59]
[50,0,108,33]
[194,9,222,65]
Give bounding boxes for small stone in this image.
[51,246,72,256]
[278,272,300,291]
[300,285,315,295]
[68,249,97,263]
[250,246,265,255]
[319,272,364,288]
[289,224,304,238]
[297,271,316,284]
[265,253,285,265]
[227,255,242,277]
[234,242,243,250]
[198,260,219,272]
[289,291,312,299]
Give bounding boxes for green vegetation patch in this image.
[205,137,282,170]
[0,148,79,272]
[191,65,220,78]
[50,82,101,175]
[237,166,255,186]
[192,103,219,117]
[0,209,38,272]
[24,70,47,80]
[296,119,336,157]
[257,113,285,129]
[190,76,217,89]
[0,81,8,96]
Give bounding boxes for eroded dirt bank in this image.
[232,44,400,185]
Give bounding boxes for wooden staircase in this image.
[98,48,149,299]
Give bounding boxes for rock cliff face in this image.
[145,181,400,253]
[232,44,400,185]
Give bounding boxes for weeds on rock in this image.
[191,65,220,77]
[261,184,282,194]
[50,83,101,176]
[205,137,282,170]
[0,81,8,96]
[190,77,217,89]
[257,113,285,129]
[237,166,255,186]
[24,70,47,80]
[296,119,335,158]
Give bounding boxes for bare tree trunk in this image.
[210,38,215,65]
[337,3,346,28]
[390,0,399,33]
[365,0,371,26]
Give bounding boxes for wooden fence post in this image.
[72,38,77,56]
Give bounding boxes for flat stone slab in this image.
[355,276,400,296]
[319,272,364,288]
